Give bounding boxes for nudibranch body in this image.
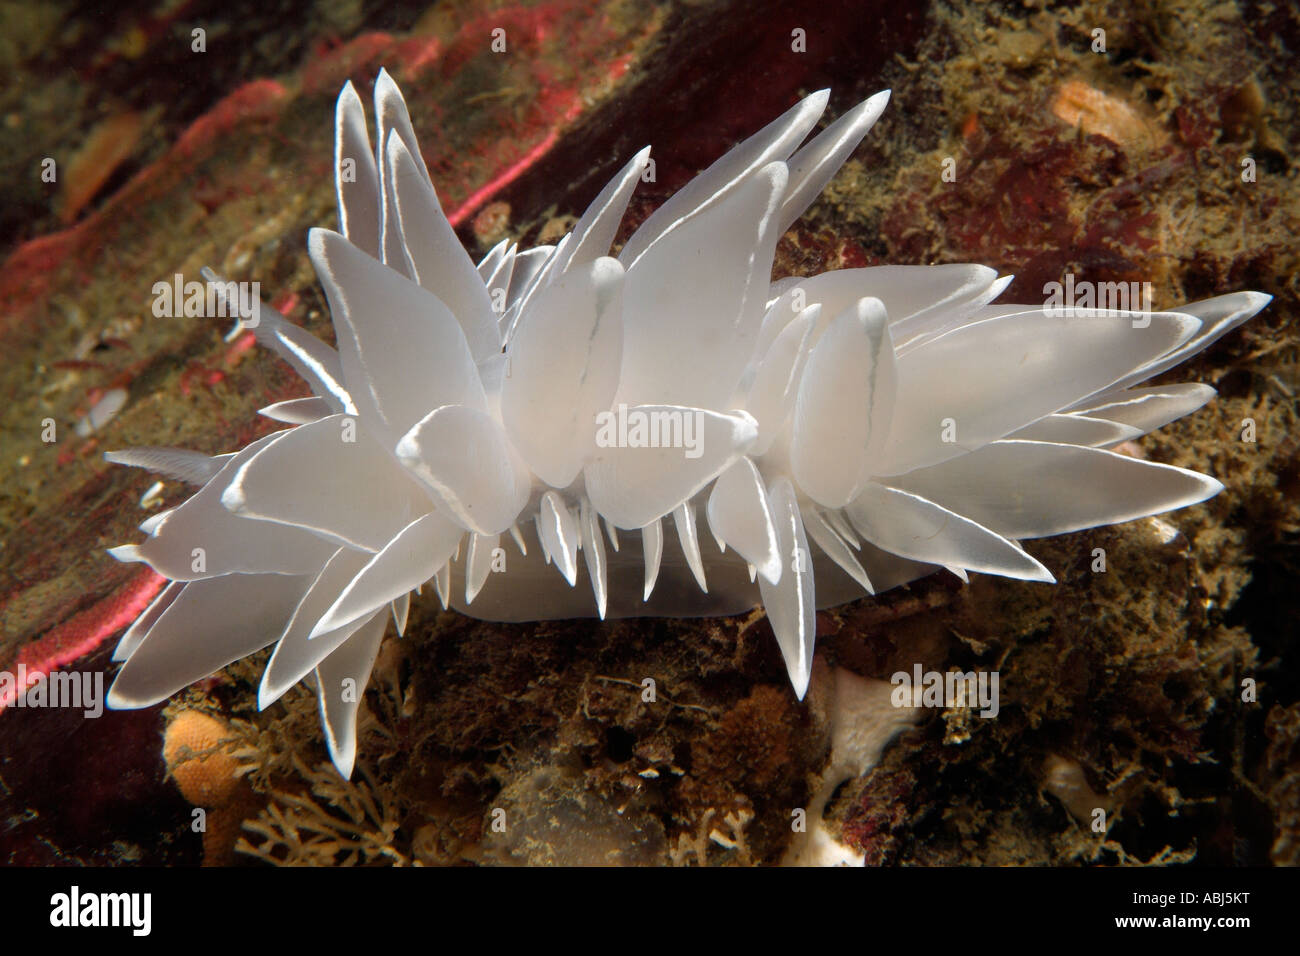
[104,70,1270,776]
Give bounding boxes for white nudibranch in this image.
[103,70,1270,777]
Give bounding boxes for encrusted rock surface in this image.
[0,0,1295,866]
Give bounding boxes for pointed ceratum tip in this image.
[790,663,812,702]
[138,512,167,534]
[329,740,356,781]
[859,88,892,120]
[1029,560,1058,585]
[256,678,277,713]
[465,580,484,606]
[1244,290,1273,313]
[307,616,337,641]
[107,544,142,563]
[385,123,409,161]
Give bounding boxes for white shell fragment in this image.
[103,72,1270,777]
[75,387,128,437]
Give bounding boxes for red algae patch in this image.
[55,111,150,224]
